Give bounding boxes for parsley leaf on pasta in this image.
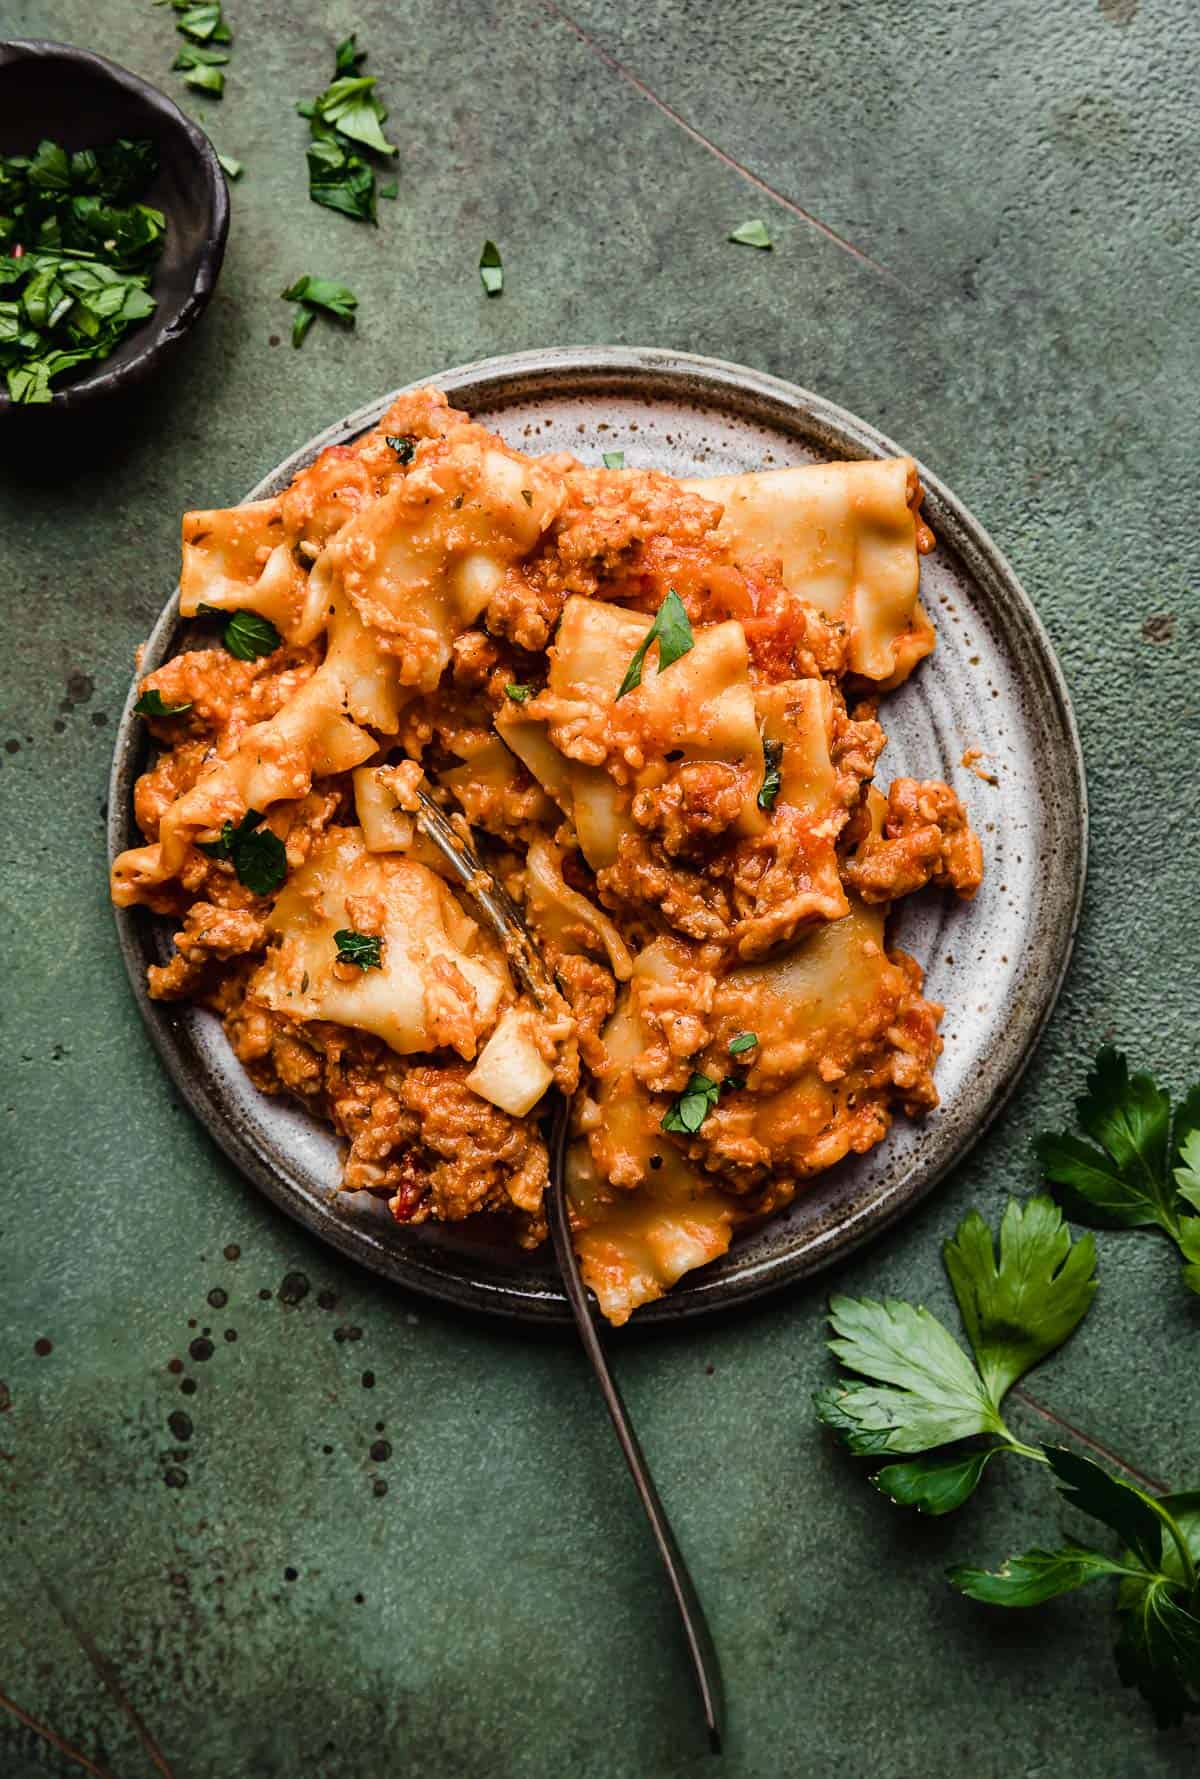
[615,590,695,699]
[198,810,287,896]
[504,684,534,703]
[757,737,783,810]
[333,929,383,971]
[386,434,416,462]
[728,1033,758,1056]
[221,609,282,660]
[135,689,192,717]
[661,1072,722,1135]
[1036,1048,1200,1296]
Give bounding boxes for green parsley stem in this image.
[1151,1498,1198,1592]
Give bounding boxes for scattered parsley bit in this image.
[1036,1047,1200,1296]
[815,1197,1096,1513]
[479,239,503,296]
[281,275,358,349]
[197,809,287,896]
[504,683,534,704]
[661,1072,723,1136]
[172,1,232,45]
[333,929,383,971]
[217,153,242,180]
[135,688,192,717]
[729,218,772,249]
[757,737,783,811]
[602,450,625,470]
[615,589,695,699]
[378,180,398,200]
[728,1032,758,1056]
[386,434,416,462]
[218,609,282,660]
[172,44,229,97]
[0,137,165,402]
[299,36,396,223]
[949,1445,1200,1727]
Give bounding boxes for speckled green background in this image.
[2,2,1198,1775]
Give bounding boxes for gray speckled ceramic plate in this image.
[109,347,1086,1325]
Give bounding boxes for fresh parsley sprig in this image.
[615,589,695,700]
[950,1446,1200,1727]
[1036,1047,1200,1295]
[815,1197,1097,1513]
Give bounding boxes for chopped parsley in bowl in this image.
[0,40,229,412]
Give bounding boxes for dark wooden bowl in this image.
[0,39,229,413]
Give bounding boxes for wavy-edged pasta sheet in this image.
[570,995,735,1324]
[111,592,398,903]
[112,430,564,907]
[180,500,328,645]
[687,458,934,684]
[327,442,562,690]
[499,595,765,870]
[250,828,509,1059]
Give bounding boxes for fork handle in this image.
[547,1092,725,1753]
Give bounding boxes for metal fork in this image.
[414,787,725,1753]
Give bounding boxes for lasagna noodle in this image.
[250,828,509,1059]
[687,457,934,684]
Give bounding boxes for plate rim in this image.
[107,345,1088,1326]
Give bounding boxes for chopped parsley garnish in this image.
[0,136,165,402]
[479,240,503,296]
[281,275,358,349]
[171,1,232,45]
[615,589,695,700]
[602,450,625,469]
[197,809,287,896]
[757,737,783,810]
[1036,1046,1200,1296]
[728,1032,758,1056]
[333,929,383,971]
[217,153,243,180]
[378,180,398,200]
[135,688,192,717]
[298,36,397,223]
[661,1073,722,1136]
[504,683,534,703]
[729,218,772,249]
[171,44,229,98]
[386,433,416,462]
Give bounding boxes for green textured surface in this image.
[1,1,1198,1774]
